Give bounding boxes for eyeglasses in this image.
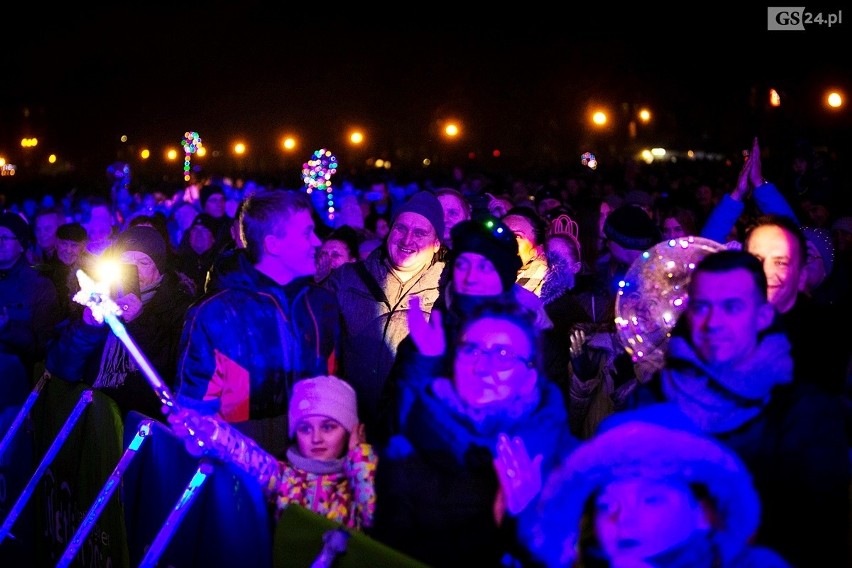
[390,223,435,242]
[456,341,533,370]
[0,236,19,243]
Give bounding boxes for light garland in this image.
[181,131,202,183]
[302,148,338,223]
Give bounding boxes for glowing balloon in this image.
[615,236,725,362]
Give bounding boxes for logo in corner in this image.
[768,7,806,30]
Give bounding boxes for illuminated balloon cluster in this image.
[302,148,339,222]
[106,161,131,198]
[181,131,202,182]
[581,151,597,170]
[615,236,725,362]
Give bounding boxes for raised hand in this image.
[569,328,586,359]
[747,136,765,188]
[731,147,753,201]
[407,295,445,357]
[493,433,543,516]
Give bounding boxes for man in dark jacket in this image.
[175,190,339,458]
[629,249,850,568]
[46,224,194,421]
[324,191,446,438]
[0,211,60,381]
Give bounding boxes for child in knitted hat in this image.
[268,375,377,530]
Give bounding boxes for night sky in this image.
[2,5,850,186]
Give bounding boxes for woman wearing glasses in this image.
[370,300,578,567]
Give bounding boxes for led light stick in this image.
[181,131,202,183]
[72,270,285,489]
[302,148,339,223]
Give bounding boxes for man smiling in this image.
[325,190,446,436]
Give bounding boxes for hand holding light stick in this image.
[73,269,285,492]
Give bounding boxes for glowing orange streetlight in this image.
[281,136,298,152]
[443,122,460,138]
[825,89,844,109]
[349,130,365,145]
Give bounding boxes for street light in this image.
[825,89,844,110]
[443,122,461,138]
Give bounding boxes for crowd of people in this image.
[1,135,851,567]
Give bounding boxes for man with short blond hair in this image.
[176,190,340,456]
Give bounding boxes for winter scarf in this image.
[660,332,793,433]
[93,276,163,389]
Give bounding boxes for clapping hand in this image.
[569,328,596,381]
[493,433,543,516]
[732,145,753,201]
[569,328,586,358]
[747,137,765,188]
[407,295,445,357]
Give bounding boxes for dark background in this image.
[1,5,850,195]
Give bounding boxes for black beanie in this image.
[115,225,168,273]
[392,191,445,241]
[450,218,522,292]
[200,184,226,209]
[0,211,31,249]
[603,205,662,251]
[56,222,88,243]
[190,212,219,235]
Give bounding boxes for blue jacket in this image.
[701,181,799,244]
[175,251,340,422]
